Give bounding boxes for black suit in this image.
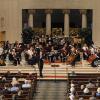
[38,56,44,77]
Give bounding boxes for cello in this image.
[66,46,76,65]
[88,54,97,64]
[66,54,76,65]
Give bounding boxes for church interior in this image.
[0,0,100,100]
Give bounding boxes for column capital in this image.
[28,9,36,14]
[62,9,70,14]
[80,9,87,14]
[45,9,53,14]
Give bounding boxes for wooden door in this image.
[0,31,5,42]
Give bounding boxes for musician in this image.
[67,46,76,67]
[15,52,21,65]
[35,43,41,55]
[60,44,68,63]
[60,52,67,63]
[69,46,77,67]
[89,47,100,67]
[4,41,10,51]
[75,50,81,62]
[14,41,19,48]
[90,46,95,55]
[60,38,65,46]
[49,46,56,63]
[37,51,44,77]
[27,47,34,60]
[82,44,89,60]
[12,50,21,66]
[44,43,51,60]
[45,44,51,53]
[61,44,67,54]
[27,47,37,65]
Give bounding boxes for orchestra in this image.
[0,34,100,68]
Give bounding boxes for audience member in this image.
[69,93,75,100]
[70,84,75,94]
[80,85,84,90]
[89,92,96,100]
[83,85,90,94]
[10,84,19,92]
[96,87,100,97]
[79,97,84,100]
[86,79,95,88]
[22,79,31,88]
[11,77,19,86]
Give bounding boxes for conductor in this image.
[38,51,44,77]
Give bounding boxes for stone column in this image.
[63,9,70,37]
[28,9,35,28]
[80,9,87,28]
[45,9,52,35]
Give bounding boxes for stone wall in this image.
[0,0,100,45]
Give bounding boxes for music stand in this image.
[51,64,59,82]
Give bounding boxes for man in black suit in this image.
[38,51,44,77]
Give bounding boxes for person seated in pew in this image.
[1,76,7,83]
[26,72,33,83]
[10,84,19,92]
[11,77,19,86]
[89,92,96,100]
[79,97,84,100]
[0,76,2,82]
[69,92,75,100]
[14,86,23,99]
[80,85,85,91]
[96,87,100,97]
[70,84,76,95]
[4,71,10,78]
[0,93,4,100]
[12,86,24,100]
[17,86,23,96]
[95,77,100,87]
[83,85,90,95]
[86,79,95,88]
[22,79,31,88]
[70,80,75,88]
[16,70,23,78]
[3,83,11,94]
